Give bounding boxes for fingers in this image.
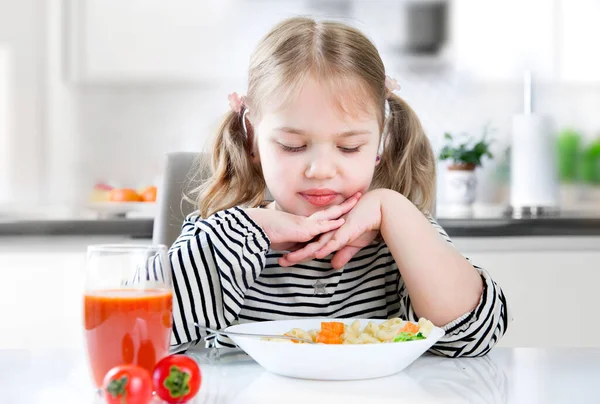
[278,255,300,267]
[278,242,305,252]
[309,192,361,222]
[331,245,362,269]
[314,227,352,259]
[279,217,342,251]
[314,218,345,236]
[279,231,335,267]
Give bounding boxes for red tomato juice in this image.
[84,289,172,387]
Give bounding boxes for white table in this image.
[2,347,599,404]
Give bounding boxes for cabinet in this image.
[459,238,600,348]
[558,0,600,82]
[0,251,86,350]
[66,0,600,84]
[451,0,556,81]
[66,0,308,84]
[3,236,598,350]
[452,0,600,83]
[0,236,141,350]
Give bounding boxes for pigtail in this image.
[194,107,266,218]
[372,93,436,214]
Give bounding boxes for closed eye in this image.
[339,146,361,153]
[279,144,306,153]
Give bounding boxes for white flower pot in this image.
[445,168,477,206]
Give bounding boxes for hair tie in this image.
[241,108,249,136]
[385,76,401,96]
[228,92,246,113]
[228,92,250,135]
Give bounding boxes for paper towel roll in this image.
[510,114,559,208]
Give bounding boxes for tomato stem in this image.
[163,365,191,399]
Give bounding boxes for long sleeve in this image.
[168,207,270,352]
[398,216,509,358]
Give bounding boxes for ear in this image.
[245,114,260,163]
[251,147,260,164]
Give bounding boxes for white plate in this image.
[225,318,445,381]
[86,202,157,217]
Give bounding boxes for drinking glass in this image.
[83,244,173,389]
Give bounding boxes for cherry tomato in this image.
[102,365,153,404]
[152,355,201,403]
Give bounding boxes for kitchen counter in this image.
[0,217,154,238]
[3,346,599,403]
[2,211,600,238]
[440,214,600,237]
[2,200,600,239]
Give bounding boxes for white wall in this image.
[77,85,231,192]
[0,0,45,205]
[75,78,600,205]
[5,0,600,208]
[68,0,600,207]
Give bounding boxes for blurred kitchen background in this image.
[2,0,600,352]
[0,0,599,218]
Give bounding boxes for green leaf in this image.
[163,366,191,398]
[393,332,426,342]
[437,126,494,167]
[438,145,453,161]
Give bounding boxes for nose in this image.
[304,150,337,180]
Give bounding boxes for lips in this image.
[299,189,339,207]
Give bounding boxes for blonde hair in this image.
[194,17,436,218]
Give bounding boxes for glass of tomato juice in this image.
[83,244,173,390]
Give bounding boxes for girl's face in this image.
[254,78,381,217]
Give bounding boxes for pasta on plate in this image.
[274,318,435,344]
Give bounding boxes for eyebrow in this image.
[275,127,372,138]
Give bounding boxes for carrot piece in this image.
[316,335,341,344]
[316,329,342,344]
[321,321,345,335]
[318,329,338,339]
[400,322,419,334]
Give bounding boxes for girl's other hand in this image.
[245,192,361,251]
[279,229,379,269]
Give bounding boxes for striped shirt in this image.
[168,207,508,357]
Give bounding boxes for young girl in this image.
[169,17,508,357]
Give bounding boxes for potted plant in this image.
[438,127,493,207]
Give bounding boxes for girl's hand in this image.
[245,193,361,251]
[279,229,379,269]
[279,191,384,269]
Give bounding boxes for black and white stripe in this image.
[167,208,509,357]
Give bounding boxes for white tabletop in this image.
[2,347,600,404]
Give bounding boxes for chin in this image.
[298,197,343,216]
[298,205,322,217]
[275,198,315,217]
[286,203,313,217]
